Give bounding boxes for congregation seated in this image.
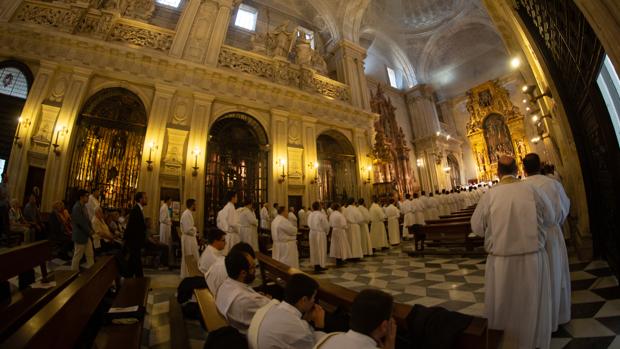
[92,206,122,255]
[198,228,226,274]
[250,273,325,349]
[48,200,73,260]
[206,242,255,296]
[23,193,44,238]
[215,249,270,335]
[106,210,123,237]
[9,198,34,243]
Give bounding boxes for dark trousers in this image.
[0,205,9,238]
[127,247,144,278]
[145,241,169,267]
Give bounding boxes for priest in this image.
[369,197,388,251]
[180,199,200,279]
[357,198,373,256]
[271,206,299,268]
[238,199,259,251]
[307,201,329,272]
[385,199,400,245]
[217,191,240,255]
[329,203,351,266]
[343,198,364,259]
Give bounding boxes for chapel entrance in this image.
[316,130,358,204]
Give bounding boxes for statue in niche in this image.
[101,0,127,12]
[124,0,156,21]
[271,21,294,58]
[479,89,492,107]
[311,50,328,75]
[483,114,515,163]
[294,37,313,66]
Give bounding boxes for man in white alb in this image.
[411,193,426,225]
[271,206,299,268]
[298,206,308,228]
[307,201,329,272]
[400,194,414,239]
[250,273,326,349]
[385,199,400,245]
[524,153,571,331]
[198,228,226,274]
[260,202,271,230]
[343,198,364,259]
[206,242,254,297]
[369,197,388,251]
[180,199,200,278]
[471,156,555,349]
[239,199,259,251]
[217,191,240,255]
[357,198,373,256]
[329,203,351,266]
[85,188,101,220]
[215,249,270,335]
[288,207,298,228]
[159,197,172,245]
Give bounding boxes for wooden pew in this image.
[184,255,229,332]
[440,213,473,219]
[426,216,471,225]
[413,222,482,253]
[255,252,499,349]
[0,241,79,341]
[169,294,190,349]
[2,256,119,348]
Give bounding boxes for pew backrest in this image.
[185,254,203,278]
[194,288,228,332]
[0,240,51,282]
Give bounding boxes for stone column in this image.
[353,127,371,201]
[333,40,371,110]
[40,68,92,211]
[0,0,22,22]
[270,109,288,207]
[301,116,318,207]
[169,0,202,58]
[204,0,237,66]
[183,92,214,234]
[138,84,176,221]
[405,84,441,139]
[8,61,57,202]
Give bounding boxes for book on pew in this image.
[104,305,146,324]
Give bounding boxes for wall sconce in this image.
[308,161,319,184]
[14,117,31,148]
[52,125,68,156]
[443,166,451,173]
[522,84,553,102]
[277,158,286,183]
[192,147,201,177]
[531,136,541,144]
[416,158,424,167]
[363,165,372,184]
[146,141,158,171]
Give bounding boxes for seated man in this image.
[316,289,396,349]
[199,228,226,274]
[215,249,270,335]
[251,273,326,349]
[206,242,255,296]
[144,217,169,268]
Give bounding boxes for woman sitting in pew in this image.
[91,207,122,255]
[48,200,74,260]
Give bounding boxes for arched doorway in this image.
[66,88,147,209]
[446,154,461,189]
[0,60,33,174]
[483,113,514,163]
[316,130,357,204]
[205,112,268,226]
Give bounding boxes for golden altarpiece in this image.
[466,80,529,181]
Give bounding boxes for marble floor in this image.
[9,241,620,349]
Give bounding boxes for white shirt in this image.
[357,205,371,224]
[369,203,386,222]
[385,204,399,219]
[343,205,362,225]
[205,259,228,297]
[329,210,347,230]
[288,212,298,227]
[215,278,270,335]
[318,330,379,349]
[199,245,224,274]
[298,209,307,227]
[525,174,570,225]
[308,210,329,232]
[86,195,100,219]
[217,202,240,234]
[159,203,171,226]
[239,207,259,228]
[260,206,270,229]
[180,209,197,236]
[272,215,297,242]
[257,301,322,349]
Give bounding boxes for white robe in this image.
[329,210,351,260]
[288,212,298,227]
[271,215,299,268]
[205,259,227,297]
[357,205,373,255]
[239,207,259,251]
[385,204,400,245]
[412,198,426,225]
[420,195,431,220]
[343,205,363,259]
[180,209,200,279]
[215,278,270,335]
[526,174,571,330]
[260,206,270,230]
[471,178,555,349]
[217,202,240,254]
[298,209,308,227]
[400,199,414,238]
[316,330,379,349]
[307,210,329,267]
[254,301,324,349]
[159,203,172,245]
[199,244,224,274]
[85,195,100,220]
[369,203,388,249]
[427,197,440,220]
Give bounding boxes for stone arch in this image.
[361,27,418,87]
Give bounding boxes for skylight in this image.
[235,4,258,31]
[155,0,182,8]
[387,66,398,88]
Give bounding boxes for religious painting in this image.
[478,89,492,107]
[483,114,515,163]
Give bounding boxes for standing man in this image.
[298,206,308,228]
[217,191,240,255]
[329,203,351,266]
[471,156,554,348]
[307,201,329,272]
[357,198,373,256]
[239,199,259,251]
[159,197,172,246]
[260,202,271,230]
[271,206,299,268]
[71,189,94,271]
[343,198,364,260]
[180,199,200,278]
[369,197,388,251]
[524,153,571,331]
[385,199,400,246]
[199,228,226,274]
[400,194,414,240]
[125,191,148,278]
[288,207,298,228]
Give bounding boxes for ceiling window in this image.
[297,26,315,49]
[235,4,258,31]
[387,66,398,89]
[0,67,28,99]
[155,0,182,8]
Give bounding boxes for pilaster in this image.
[169,0,202,58]
[333,40,370,110]
[301,117,318,207]
[204,0,236,66]
[405,84,441,140]
[270,109,288,207]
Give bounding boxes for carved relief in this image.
[108,22,173,52]
[288,120,301,145]
[184,0,217,62]
[170,97,191,126]
[47,72,70,104]
[124,0,155,21]
[465,80,521,135]
[13,2,83,32]
[162,128,188,175]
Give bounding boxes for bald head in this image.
[497,155,518,177]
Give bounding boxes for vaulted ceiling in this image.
[251,0,510,99]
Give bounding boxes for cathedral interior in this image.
[0,0,619,348]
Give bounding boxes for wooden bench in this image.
[169,294,190,349]
[410,222,483,255]
[440,213,473,219]
[426,216,472,225]
[2,256,119,348]
[255,252,499,349]
[93,277,151,349]
[184,254,229,332]
[0,241,79,341]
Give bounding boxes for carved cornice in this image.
[0,23,375,129]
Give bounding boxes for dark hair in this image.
[277,206,286,215]
[207,228,226,244]
[273,203,279,208]
[243,198,253,207]
[413,193,419,198]
[372,196,379,203]
[134,191,145,202]
[331,202,340,211]
[225,250,251,279]
[230,241,255,259]
[421,190,426,195]
[405,193,411,199]
[522,153,541,175]
[284,273,319,305]
[388,198,394,204]
[164,196,172,202]
[203,326,248,349]
[347,197,355,205]
[78,189,89,198]
[186,198,196,208]
[357,198,365,205]
[225,191,236,202]
[350,289,394,336]
[498,157,518,177]
[312,201,320,211]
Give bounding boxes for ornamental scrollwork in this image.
[108,23,173,52]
